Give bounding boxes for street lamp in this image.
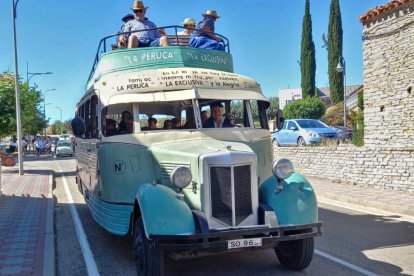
[336,56,347,127]
[55,107,63,134]
[43,89,56,135]
[12,0,23,175]
[27,68,53,87]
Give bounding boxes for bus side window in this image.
[90,96,99,138]
[84,99,91,138]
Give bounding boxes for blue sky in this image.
[0,0,384,122]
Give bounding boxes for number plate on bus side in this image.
[228,238,262,249]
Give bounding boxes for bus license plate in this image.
[228,238,262,249]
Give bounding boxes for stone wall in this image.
[362,2,414,147]
[274,146,414,193]
[278,3,414,193]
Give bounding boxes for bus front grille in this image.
[210,165,252,227]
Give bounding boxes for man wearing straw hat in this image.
[178,18,196,35]
[189,10,224,51]
[119,1,169,48]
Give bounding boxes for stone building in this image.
[360,0,414,148]
[274,0,414,193]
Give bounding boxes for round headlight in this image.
[272,158,294,180]
[170,167,192,189]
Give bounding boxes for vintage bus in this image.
[72,26,322,275]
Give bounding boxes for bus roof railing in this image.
[87,25,231,84]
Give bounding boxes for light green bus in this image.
[72,26,322,275]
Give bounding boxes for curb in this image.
[315,190,414,217]
[43,170,55,276]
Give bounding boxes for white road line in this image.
[59,166,100,276]
[315,249,378,276]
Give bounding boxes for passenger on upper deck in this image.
[178,18,196,35]
[190,10,224,51]
[119,1,169,48]
[203,102,232,128]
[117,14,135,48]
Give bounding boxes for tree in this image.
[327,0,343,104]
[0,73,46,137]
[64,119,73,134]
[300,0,316,98]
[51,120,64,135]
[283,97,325,120]
[268,96,279,118]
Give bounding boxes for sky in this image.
[0,0,385,123]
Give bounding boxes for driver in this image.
[203,102,232,128]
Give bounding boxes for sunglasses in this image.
[134,9,144,13]
[184,24,195,28]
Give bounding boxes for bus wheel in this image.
[133,217,163,276]
[275,237,314,271]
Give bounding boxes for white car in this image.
[59,134,70,140]
[55,140,74,157]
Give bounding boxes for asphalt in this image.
[0,157,412,275]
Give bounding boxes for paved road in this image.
[49,158,414,276]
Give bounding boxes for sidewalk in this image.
[0,162,54,276]
[307,175,414,217]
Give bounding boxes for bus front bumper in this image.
[149,222,322,251]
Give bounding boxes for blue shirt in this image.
[192,16,215,37]
[123,18,160,42]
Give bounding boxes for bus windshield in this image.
[101,99,269,136]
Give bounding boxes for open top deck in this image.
[86,26,233,89]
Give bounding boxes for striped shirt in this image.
[123,18,161,42]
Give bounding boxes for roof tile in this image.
[360,0,413,23]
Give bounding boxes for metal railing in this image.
[87,25,230,83]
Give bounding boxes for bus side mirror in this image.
[71,117,85,137]
[276,110,284,131]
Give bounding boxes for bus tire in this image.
[275,237,314,271]
[133,217,163,276]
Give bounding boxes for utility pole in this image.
[12,0,23,175]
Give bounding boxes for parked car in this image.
[55,140,74,157]
[334,126,353,140]
[272,119,337,146]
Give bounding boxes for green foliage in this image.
[300,0,316,98]
[321,103,343,126]
[267,96,279,118]
[328,0,344,104]
[0,73,46,136]
[349,109,364,146]
[51,120,64,135]
[357,90,364,110]
[283,97,325,120]
[352,128,364,147]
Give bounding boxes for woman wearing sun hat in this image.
[178,18,196,35]
[189,10,224,51]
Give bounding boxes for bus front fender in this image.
[135,184,196,238]
[259,173,318,225]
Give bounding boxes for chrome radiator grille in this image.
[210,165,252,227]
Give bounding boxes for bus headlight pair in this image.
[272,158,294,180]
[171,167,192,189]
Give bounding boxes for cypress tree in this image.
[328,0,343,104]
[300,0,316,98]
